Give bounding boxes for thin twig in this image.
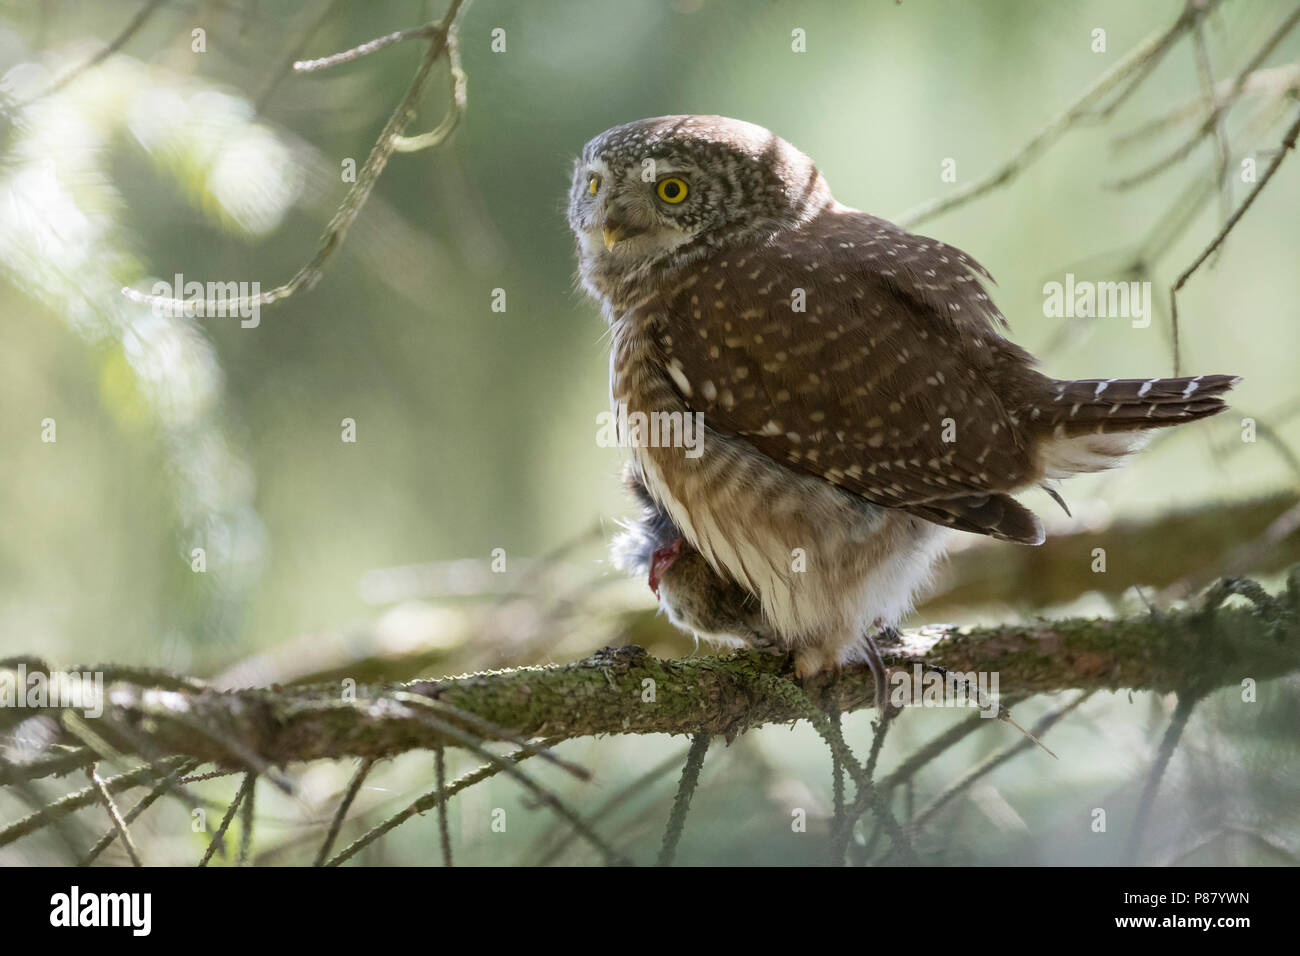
[0,747,93,786]
[0,757,186,852]
[0,755,86,862]
[198,773,255,867]
[1190,9,1232,230]
[394,26,466,152]
[531,746,687,866]
[656,733,709,867]
[434,746,453,867]
[830,733,845,846]
[391,693,626,864]
[84,765,143,867]
[759,675,918,865]
[912,692,1091,831]
[293,22,441,73]
[179,769,241,785]
[81,760,200,866]
[7,0,166,110]
[312,757,376,867]
[414,696,590,780]
[865,706,896,782]
[896,2,1206,227]
[1124,691,1201,864]
[1112,64,1300,149]
[121,0,470,316]
[256,0,345,111]
[879,695,1028,796]
[1106,5,1300,192]
[829,705,900,864]
[325,741,558,867]
[237,775,257,865]
[1170,103,1300,372]
[1086,0,1211,120]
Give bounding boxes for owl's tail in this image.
[1034,373,1240,478]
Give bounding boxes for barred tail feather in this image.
[1034,373,1240,478]
[1039,374,1240,437]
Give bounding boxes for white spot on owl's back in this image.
[667,358,692,396]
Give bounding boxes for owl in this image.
[568,114,1237,697]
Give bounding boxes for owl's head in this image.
[568,115,832,298]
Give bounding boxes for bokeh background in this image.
[2,0,1298,865]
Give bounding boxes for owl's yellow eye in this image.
[656,178,688,204]
[587,174,600,195]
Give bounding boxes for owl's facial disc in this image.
[568,155,706,271]
[569,116,835,308]
[597,176,692,257]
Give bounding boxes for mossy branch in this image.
[3,573,1296,780]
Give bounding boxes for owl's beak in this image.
[601,218,647,250]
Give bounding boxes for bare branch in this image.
[121,0,470,316]
[256,0,345,111]
[1105,5,1300,192]
[292,22,443,73]
[81,759,199,866]
[896,1,1210,228]
[911,692,1092,831]
[1124,691,1200,864]
[198,772,254,867]
[85,765,143,866]
[1170,103,1300,372]
[655,733,709,867]
[0,757,185,852]
[312,757,375,867]
[433,747,452,867]
[324,741,558,867]
[6,0,166,111]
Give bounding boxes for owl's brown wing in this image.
[648,206,1046,544]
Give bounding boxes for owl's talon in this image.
[861,631,891,713]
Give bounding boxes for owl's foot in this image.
[793,646,839,680]
[793,650,888,723]
[793,633,892,712]
[648,538,684,598]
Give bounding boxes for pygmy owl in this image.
[568,115,1237,692]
